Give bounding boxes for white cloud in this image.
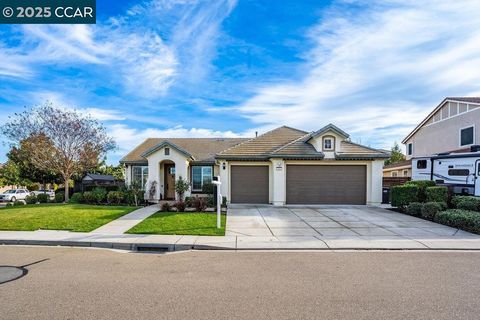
[108,123,247,156]
[230,0,480,148]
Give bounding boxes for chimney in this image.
[255,131,258,138]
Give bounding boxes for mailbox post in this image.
[212,176,222,229]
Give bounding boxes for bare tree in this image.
[1,102,115,202]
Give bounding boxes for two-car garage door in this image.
[286,165,366,205]
[230,164,367,205]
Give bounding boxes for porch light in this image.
[222,162,226,170]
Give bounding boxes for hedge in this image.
[406,202,423,216]
[54,192,65,203]
[435,209,480,234]
[391,185,419,209]
[405,180,436,202]
[452,196,480,212]
[426,186,448,203]
[421,202,443,220]
[37,193,49,203]
[69,192,84,204]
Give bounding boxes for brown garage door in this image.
[231,166,269,204]
[286,165,366,204]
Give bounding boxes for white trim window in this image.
[192,166,213,192]
[460,125,475,147]
[407,143,413,156]
[323,136,334,151]
[132,166,148,189]
[391,171,398,177]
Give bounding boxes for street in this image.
[1,246,479,320]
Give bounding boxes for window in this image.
[192,166,213,191]
[323,137,334,150]
[391,171,398,177]
[460,126,474,146]
[448,169,469,176]
[407,143,413,156]
[417,160,427,169]
[403,170,408,177]
[165,147,170,155]
[132,166,148,189]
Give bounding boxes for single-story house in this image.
[75,173,124,192]
[120,124,388,206]
[383,159,412,178]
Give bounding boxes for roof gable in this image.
[308,123,349,140]
[141,140,193,159]
[402,97,480,143]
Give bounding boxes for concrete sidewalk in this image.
[90,204,160,234]
[2,229,480,251]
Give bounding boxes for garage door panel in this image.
[231,166,269,204]
[286,165,366,204]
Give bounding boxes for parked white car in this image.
[0,189,32,202]
[32,189,55,200]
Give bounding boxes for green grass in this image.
[127,212,226,236]
[0,204,139,232]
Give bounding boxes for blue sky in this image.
[2,0,480,164]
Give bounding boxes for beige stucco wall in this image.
[405,107,480,159]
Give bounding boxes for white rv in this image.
[412,148,480,196]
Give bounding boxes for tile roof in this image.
[120,138,249,163]
[217,126,308,158]
[309,123,349,139]
[335,141,389,159]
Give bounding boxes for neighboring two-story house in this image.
[383,97,480,176]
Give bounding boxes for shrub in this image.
[174,176,190,201]
[222,196,227,207]
[37,193,49,203]
[91,187,107,204]
[435,209,480,234]
[25,194,37,204]
[14,200,25,206]
[406,202,423,216]
[83,191,94,204]
[426,186,448,203]
[202,182,214,195]
[54,192,65,203]
[174,201,186,212]
[192,197,207,212]
[391,185,419,210]
[421,202,443,220]
[185,196,193,207]
[69,192,84,204]
[161,202,171,212]
[107,191,124,205]
[206,194,214,207]
[453,196,480,212]
[405,180,436,202]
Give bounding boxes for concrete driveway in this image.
[226,205,480,248]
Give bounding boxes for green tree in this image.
[1,102,116,202]
[384,142,406,166]
[0,161,24,187]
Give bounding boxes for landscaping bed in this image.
[127,212,227,236]
[390,181,480,234]
[0,204,138,232]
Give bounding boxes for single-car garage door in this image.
[286,165,366,204]
[231,166,269,204]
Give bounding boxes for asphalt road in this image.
[1,246,479,320]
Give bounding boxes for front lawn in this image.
[0,204,138,232]
[127,212,226,236]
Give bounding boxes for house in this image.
[75,173,125,192]
[383,160,412,178]
[403,97,480,159]
[120,124,388,205]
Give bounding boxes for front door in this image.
[164,164,176,199]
